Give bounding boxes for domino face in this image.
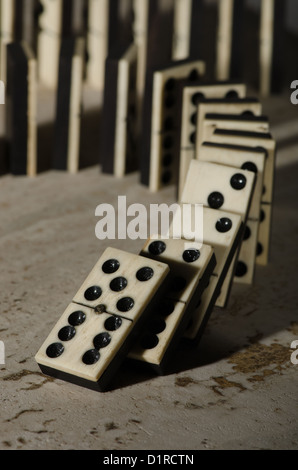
[181,160,256,221]
[197,142,266,221]
[141,59,206,191]
[169,205,244,339]
[35,248,170,391]
[101,43,138,177]
[208,129,276,205]
[128,237,216,371]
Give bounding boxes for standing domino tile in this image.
[180,160,256,307]
[101,42,138,177]
[178,84,249,198]
[172,0,192,60]
[259,0,285,96]
[194,98,263,162]
[86,0,133,91]
[197,142,266,285]
[53,37,84,174]
[128,237,216,373]
[0,0,14,82]
[141,59,206,191]
[216,0,244,81]
[35,247,170,392]
[6,42,37,176]
[199,113,270,151]
[37,0,63,88]
[208,129,276,266]
[169,205,244,342]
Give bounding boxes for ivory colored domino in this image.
[197,142,267,286]
[6,42,37,177]
[199,113,270,150]
[101,42,138,177]
[53,37,84,173]
[169,205,244,340]
[208,129,276,207]
[194,99,263,160]
[197,142,266,221]
[178,83,247,198]
[216,0,244,81]
[128,237,216,372]
[142,59,206,191]
[180,160,256,306]
[35,247,170,392]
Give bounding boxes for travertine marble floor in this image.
[0,91,297,450]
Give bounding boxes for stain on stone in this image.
[247,369,275,383]
[175,376,198,387]
[105,422,118,431]
[184,402,203,410]
[211,376,246,395]
[6,409,43,423]
[2,441,12,448]
[228,343,291,374]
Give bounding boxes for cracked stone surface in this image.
[0,91,297,450]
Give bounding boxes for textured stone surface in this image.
[0,91,297,450]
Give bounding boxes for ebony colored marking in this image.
[190,132,196,144]
[230,173,247,190]
[241,162,258,174]
[183,249,201,263]
[58,326,76,342]
[164,116,174,131]
[260,209,266,222]
[170,277,187,291]
[188,69,200,81]
[148,318,167,335]
[235,261,248,278]
[165,78,176,91]
[156,299,175,317]
[117,297,134,313]
[110,277,128,292]
[104,316,123,331]
[163,154,173,167]
[216,218,232,233]
[140,334,159,350]
[161,171,172,185]
[163,135,174,149]
[165,94,175,108]
[102,259,120,274]
[93,333,111,350]
[208,192,224,209]
[243,226,251,241]
[192,92,205,105]
[225,90,239,99]
[46,343,64,359]
[136,267,154,282]
[257,243,264,256]
[84,286,102,301]
[148,241,166,256]
[68,311,86,326]
[82,349,100,365]
[190,113,197,125]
